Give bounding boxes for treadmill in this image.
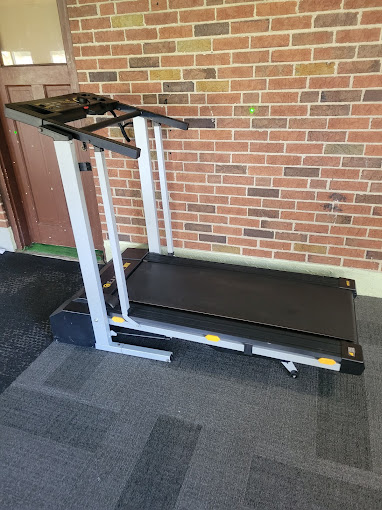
[4,93,364,378]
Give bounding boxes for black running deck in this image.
[125,254,357,343]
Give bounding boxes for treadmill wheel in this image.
[290,370,298,379]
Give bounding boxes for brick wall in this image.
[67,0,382,271]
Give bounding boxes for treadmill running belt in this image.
[126,260,357,342]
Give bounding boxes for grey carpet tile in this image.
[355,296,382,326]
[0,425,92,510]
[115,415,201,510]
[0,385,117,452]
[44,346,106,393]
[316,370,371,470]
[175,428,253,510]
[244,454,382,510]
[0,252,82,393]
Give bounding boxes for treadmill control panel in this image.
[8,93,119,124]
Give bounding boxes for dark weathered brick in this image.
[131,218,146,226]
[355,194,382,205]
[194,22,229,37]
[366,250,382,260]
[199,234,226,243]
[310,104,350,116]
[252,118,287,129]
[321,90,362,102]
[324,144,364,155]
[248,187,279,198]
[216,164,246,174]
[358,44,382,58]
[188,204,216,213]
[143,41,176,54]
[314,12,358,28]
[373,206,382,216]
[183,68,216,80]
[244,228,274,239]
[185,223,212,232]
[338,60,380,75]
[363,90,382,102]
[115,188,141,198]
[308,131,346,142]
[130,56,160,68]
[163,81,194,92]
[89,71,117,82]
[342,157,382,168]
[300,91,319,103]
[143,94,157,104]
[185,118,216,129]
[159,94,189,104]
[284,166,320,177]
[248,208,279,218]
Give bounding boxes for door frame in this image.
[0,0,93,250]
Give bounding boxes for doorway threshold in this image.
[22,243,104,263]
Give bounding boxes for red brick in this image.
[100,3,115,15]
[145,11,178,25]
[116,0,149,13]
[268,77,307,90]
[216,5,254,20]
[257,1,296,17]
[272,48,311,62]
[214,37,250,51]
[314,46,356,60]
[292,31,333,46]
[231,79,266,91]
[251,34,290,49]
[309,76,350,89]
[299,0,341,12]
[81,17,111,30]
[307,255,341,266]
[178,8,214,23]
[270,131,306,141]
[169,0,203,7]
[218,66,253,79]
[231,19,269,34]
[159,25,193,39]
[361,10,382,25]
[95,30,125,43]
[196,53,231,66]
[72,32,94,44]
[67,4,98,18]
[82,45,111,57]
[286,143,323,154]
[124,28,158,40]
[272,15,311,31]
[271,105,308,117]
[352,104,382,116]
[99,57,127,69]
[112,43,142,56]
[336,28,381,44]
[262,92,299,104]
[256,64,293,78]
[233,51,269,65]
[345,0,382,7]
[328,118,369,130]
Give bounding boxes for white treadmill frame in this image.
[54,120,341,374]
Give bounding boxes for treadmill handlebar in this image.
[4,92,188,158]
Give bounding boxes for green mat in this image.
[23,243,104,263]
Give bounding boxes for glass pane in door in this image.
[0,0,66,66]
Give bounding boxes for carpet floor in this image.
[0,252,382,510]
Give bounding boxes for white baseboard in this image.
[103,240,382,299]
[0,227,16,252]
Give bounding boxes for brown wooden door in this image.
[0,1,103,250]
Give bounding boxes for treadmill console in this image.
[4,92,188,159]
[5,93,119,126]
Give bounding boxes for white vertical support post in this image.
[54,140,112,349]
[94,148,131,320]
[153,122,174,255]
[133,116,161,254]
